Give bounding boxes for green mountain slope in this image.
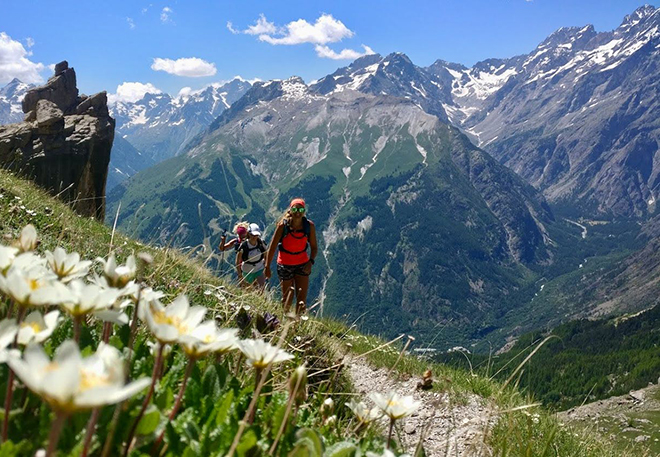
[108,79,557,348]
[0,167,629,457]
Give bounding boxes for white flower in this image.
[369,392,421,420]
[0,246,18,274]
[96,254,137,288]
[9,252,46,271]
[0,264,69,308]
[143,295,206,344]
[17,310,61,345]
[179,325,239,358]
[322,397,335,415]
[0,318,19,363]
[16,225,38,252]
[61,280,121,318]
[45,248,91,282]
[238,338,294,369]
[8,340,151,413]
[347,398,382,423]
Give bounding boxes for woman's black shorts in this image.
[277,263,309,281]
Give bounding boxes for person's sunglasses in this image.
[290,207,306,214]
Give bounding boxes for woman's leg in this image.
[256,273,266,291]
[280,278,295,313]
[293,274,309,315]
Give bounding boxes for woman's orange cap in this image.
[290,198,306,208]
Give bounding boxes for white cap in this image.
[248,223,261,236]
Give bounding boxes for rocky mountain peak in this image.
[621,4,659,28]
[0,61,114,220]
[534,24,597,57]
[22,60,79,115]
[347,53,383,71]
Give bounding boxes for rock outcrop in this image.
[0,61,114,220]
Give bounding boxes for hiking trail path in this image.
[347,357,496,456]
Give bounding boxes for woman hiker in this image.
[219,221,249,281]
[264,198,317,315]
[236,223,267,290]
[220,222,249,252]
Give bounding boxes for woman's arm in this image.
[219,238,236,251]
[308,222,318,262]
[264,223,284,278]
[303,222,318,275]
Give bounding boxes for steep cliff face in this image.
[0,61,114,220]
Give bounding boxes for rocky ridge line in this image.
[0,61,114,220]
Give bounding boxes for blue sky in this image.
[0,0,655,99]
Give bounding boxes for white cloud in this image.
[176,86,193,99]
[151,57,217,77]
[226,21,239,34]
[233,75,262,85]
[0,32,46,84]
[315,44,375,60]
[160,6,173,23]
[25,37,34,48]
[108,82,162,105]
[258,14,353,45]
[245,14,279,36]
[127,17,136,29]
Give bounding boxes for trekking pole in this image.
[219,229,227,276]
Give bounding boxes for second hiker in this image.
[236,223,267,290]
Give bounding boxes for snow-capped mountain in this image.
[109,74,556,347]
[0,78,32,125]
[310,52,451,121]
[110,78,251,163]
[429,4,660,217]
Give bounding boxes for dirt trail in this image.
[347,357,496,456]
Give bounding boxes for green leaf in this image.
[0,440,33,457]
[288,443,313,457]
[294,429,323,456]
[135,406,160,435]
[236,429,258,457]
[215,390,235,426]
[155,385,174,411]
[108,334,124,350]
[202,364,220,396]
[324,442,357,457]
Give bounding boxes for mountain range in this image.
[108,75,559,347]
[1,5,653,349]
[0,76,252,190]
[109,78,252,164]
[433,4,660,218]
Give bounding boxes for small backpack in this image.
[240,238,266,265]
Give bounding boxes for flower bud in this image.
[289,364,308,405]
[321,397,334,419]
[16,224,38,252]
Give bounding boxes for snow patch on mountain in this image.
[0,78,32,125]
[452,66,518,100]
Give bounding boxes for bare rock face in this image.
[0,61,114,220]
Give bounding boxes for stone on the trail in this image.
[629,390,645,403]
[404,422,416,434]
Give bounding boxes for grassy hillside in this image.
[0,168,637,456]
